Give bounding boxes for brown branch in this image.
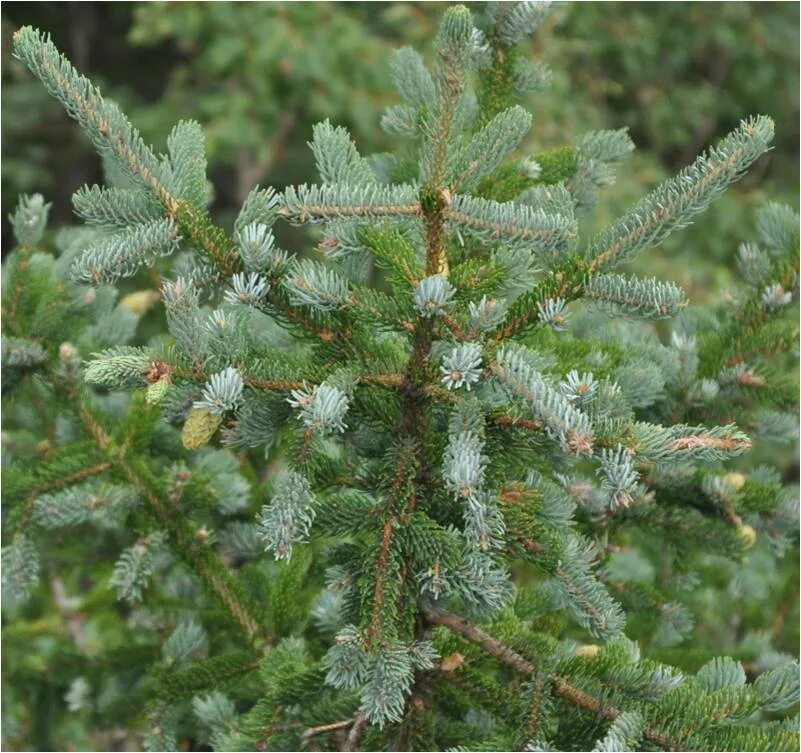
[424,608,535,675]
[423,607,677,751]
[492,414,543,432]
[440,312,467,341]
[27,460,112,503]
[368,520,395,645]
[343,710,367,752]
[301,718,354,741]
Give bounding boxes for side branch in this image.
[56,372,263,642]
[423,607,676,750]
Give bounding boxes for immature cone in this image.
[574,644,600,659]
[440,652,465,672]
[737,523,757,549]
[182,407,223,450]
[145,377,171,406]
[120,289,161,316]
[723,472,747,491]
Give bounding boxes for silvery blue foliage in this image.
[687,378,720,404]
[414,275,456,318]
[755,202,800,254]
[389,46,435,110]
[409,640,440,670]
[165,119,209,209]
[485,0,551,46]
[761,283,793,311]
[537,297,570,331]
[223,272,269,307]
[281,183,419,225]
[310,119,374,185]
[592,710,645,752]
[419,561,450,602]
[72,218,180,284]
[284,258,349,311]
[464,491,506,551]
[587,116,774,270]
[193,691,238,734]
[257,471,316,560]
[585,377,625,421]
[194,367,244,415]
[560,370,597,408]
[288,383,350,434]
[1,535,40,602]
[32,481,138,530]
[469,26,492,68]
[444,430,487,500]
[324,625,369,689]
[64,677,91,712]
[736,242,772,286]
[449,105,532,192]
[9,193,51,245]
[751,409,800,444]
[520,158,542,179]
[110,531,168,603]
[441,342,483,390]
[10,14,799,751]
[696,656,747,691]
[511,57,552,93]
[496,345,594,455]
[381,104,420,138]
[753,661,801,712]
[82,346,150,389]
[217,522,263,560]
[235,185,280,234]
[311,588,345,634]
[457,550,516,615]
[360,643,415,727]
[236,222,288,272]
[598,444,640,509]
[325,630,423,727]
[2,337,46,368]
[554,534,625,639]
[162,275,200,309]
[162,276,209,361]
[584,273,688,319]
[162,617,208,666]
[203,308,248,361]
[517,179,576,225]
[468,295,506,331]
[447,193,576,253]
[205,308,238,340]
[654,603,695,648]
[670,332,699,385]
[701,474,741,506]
[577,128,635,164]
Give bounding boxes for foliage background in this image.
[1,2,798,750]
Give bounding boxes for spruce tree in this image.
[3,4,799,751]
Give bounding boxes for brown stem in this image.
[423,607,678,751]
[301,718,354,741]
[343,710,367,752]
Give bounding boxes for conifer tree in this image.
[3,4,799,751]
